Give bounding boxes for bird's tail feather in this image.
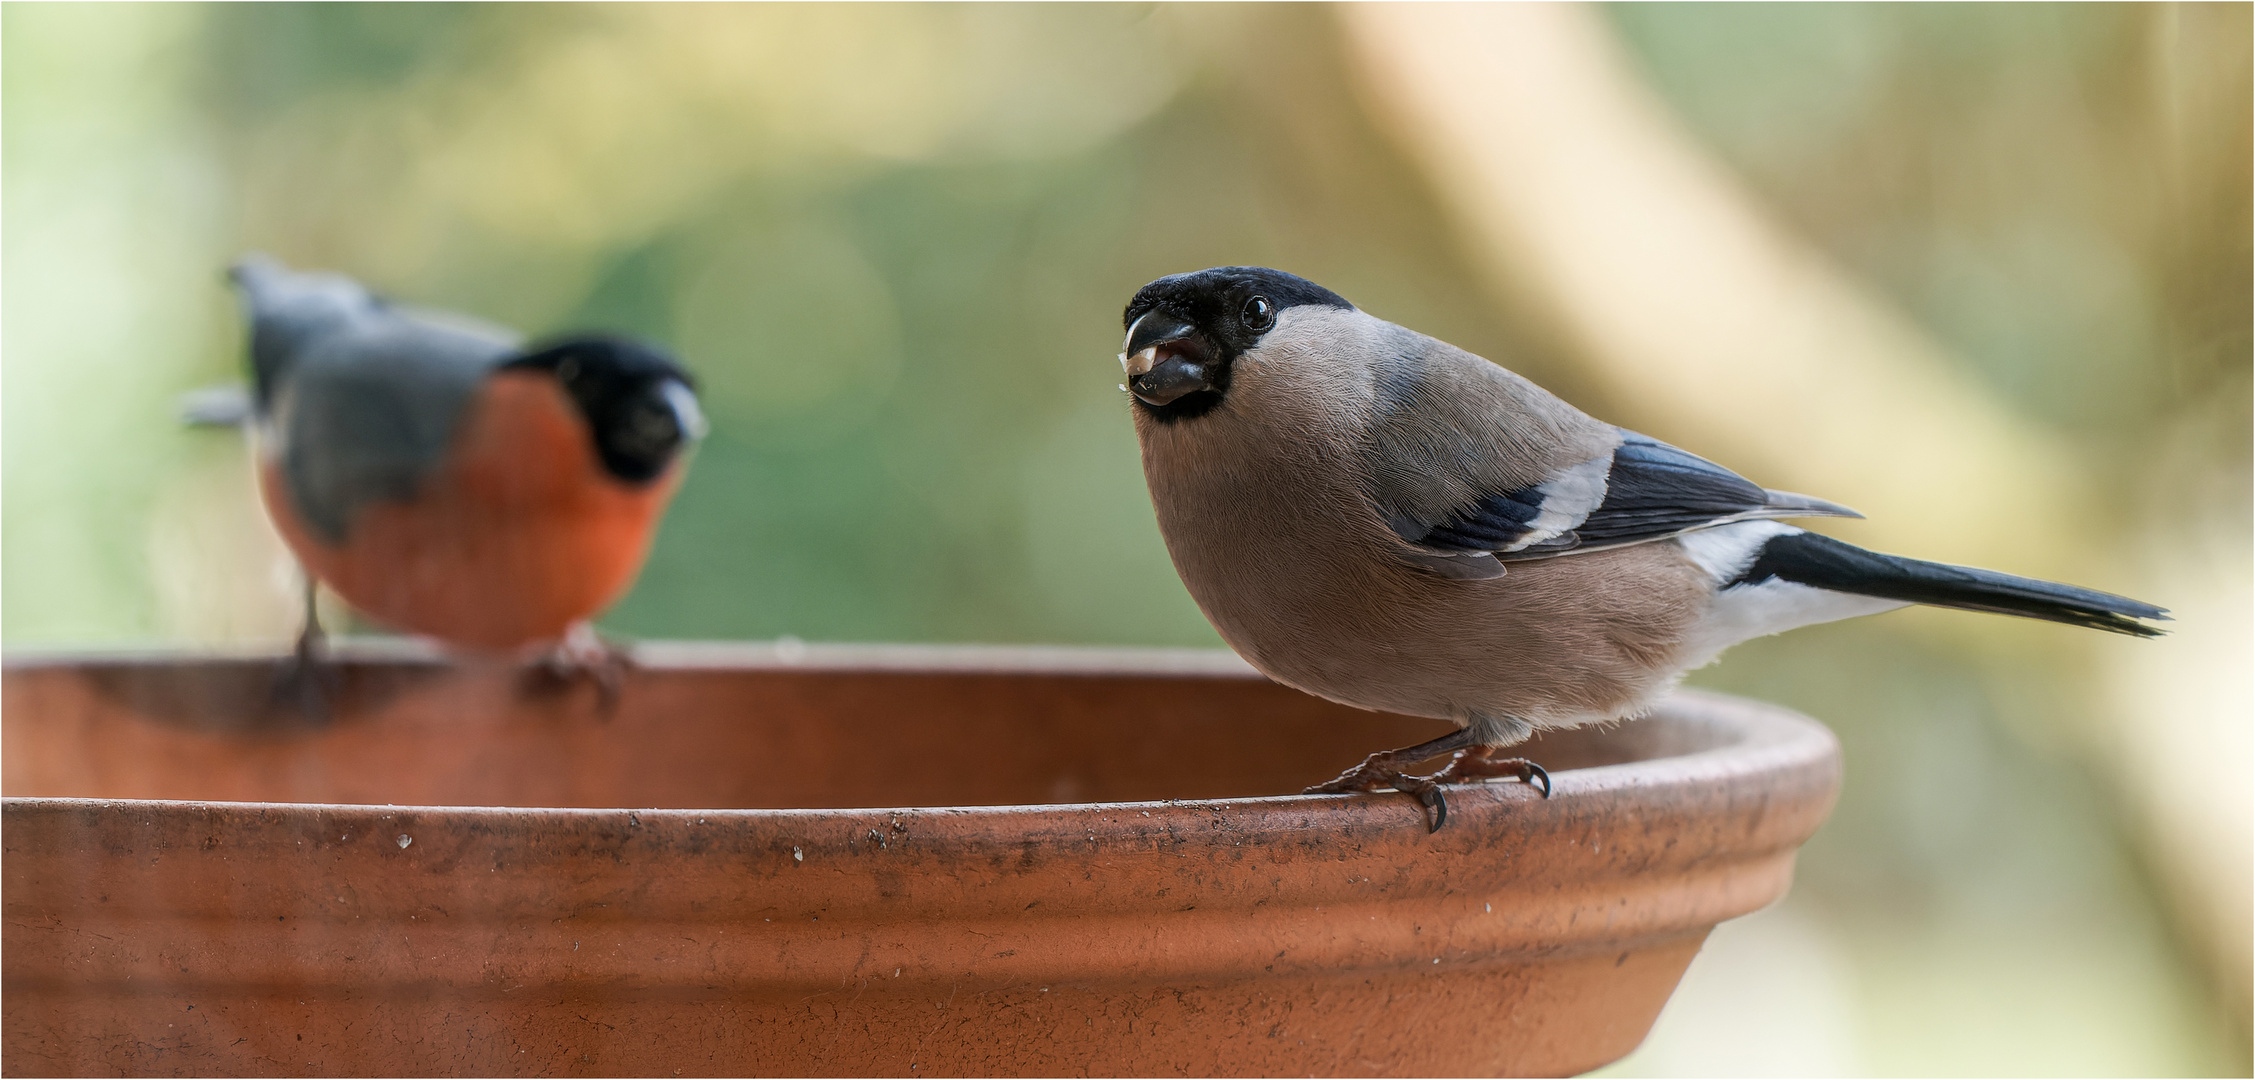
[224,253,380,407]
[1735,530,2168,637]
[179,384,253,427]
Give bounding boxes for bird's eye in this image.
[1241,295,1275,331]
[613,400,681,457]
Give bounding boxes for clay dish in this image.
[2,643,1838,1077]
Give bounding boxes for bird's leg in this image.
[1303,728,1481,831]
[294,574,325,664]
[1411,712,1551,797]
[272,574,336,723]
[1423,746,1552,799]
[524,622,634,716]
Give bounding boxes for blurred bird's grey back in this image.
[229,255,521,543]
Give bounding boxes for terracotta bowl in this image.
[1,643,1839,1078]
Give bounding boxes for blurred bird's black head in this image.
[504,335,705,484]
[1119,267,1352,422]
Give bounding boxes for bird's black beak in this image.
[1120,310,1212,407]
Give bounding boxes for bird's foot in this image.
[1304,750,1455,832]
[1424,747,1552,798]
[1304,733,1549,832]
[522,624,633,716]
[270,621,337,724]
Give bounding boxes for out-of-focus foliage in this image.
[2,4,2244,1075]
[1610,2,2249,444]
[1591,4,2250,1074]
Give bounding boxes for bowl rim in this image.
[1,637,1270,677]
[0,639,1838,825]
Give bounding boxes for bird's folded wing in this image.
[1386,429,1861,565]
[276,320,515,544]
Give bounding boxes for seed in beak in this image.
[1121,347,1159,377]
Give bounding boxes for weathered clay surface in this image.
[1,643,1839,1078]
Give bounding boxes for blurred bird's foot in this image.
[523,623,633,715]
[1425,747,1552,798]
[1303,728,1479,832]
[271,608,336,723]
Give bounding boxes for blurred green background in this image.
[3,3,2246,1074]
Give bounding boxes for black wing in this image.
[1403,430,1859,562]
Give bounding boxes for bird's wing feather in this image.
[232,256,525,543]
[1388,427,1861,565]
[272,312,518,544]
[1357,334,1856,573]
[1359,334,1623,570]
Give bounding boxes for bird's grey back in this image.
[230,256,521,543]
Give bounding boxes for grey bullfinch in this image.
[216,255,704,707]
[1119,266,2165,829]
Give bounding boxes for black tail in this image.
[1732,531,2169,638]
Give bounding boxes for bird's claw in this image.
[1302,750,1407,795]
[1305,746,1551,831]
[1412,780,1450,832]
[1302,752,1455,832]
[1428,751,1552,798]
[270,612,336,724]
[522,624,634,716]
[270,651,338,725]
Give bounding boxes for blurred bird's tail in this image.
[225,253,382,409]
[1733,530,2169,637]
[179,384,254,427]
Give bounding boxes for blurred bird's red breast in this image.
[261,369,682,652]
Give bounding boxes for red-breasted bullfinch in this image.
[1119,267,2166,829]
[224,255,703,700]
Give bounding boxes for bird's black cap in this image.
[1123,266,1352,335]
[1119,268,1352,422]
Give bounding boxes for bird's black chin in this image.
[1118,309,1230,421]
[1125,344,1227,421]
[1128,353,1213,406]
[1136,387,1226,422]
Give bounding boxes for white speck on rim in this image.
[792,847,804,862]
[396,835,412,849]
